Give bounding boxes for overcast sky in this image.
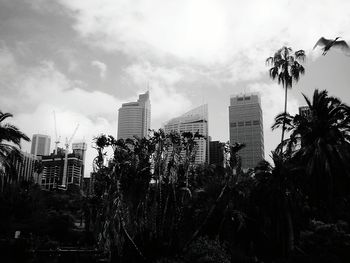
[1,0,350,176]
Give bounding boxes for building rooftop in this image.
[165,104,208,125]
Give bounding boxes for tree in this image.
[0,111,30,191]
[253,152,303,258]
[272,89,350,216]
[266,47,305,150]
[90,131,247,262]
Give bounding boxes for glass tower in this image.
[117,91,151,140]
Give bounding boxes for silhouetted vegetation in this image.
[0,111,30,191]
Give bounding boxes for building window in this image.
[253,120,259,125]
[238,121,244,126]
[230,122,236,127]
[244,96,251,100]
[237,97,244,101]
[245,121,251,126]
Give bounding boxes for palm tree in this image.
[0,111,30,190]
[266,47,306,150]
[272,89,350,213]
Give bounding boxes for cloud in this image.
[57,0,350,65]
[0,46,17,79]
[91,60,107,79]
[53,0,350,92]
[0,49,121,176]
[124,62,192,127]
[125,61,183,86]
[57,48,80,73]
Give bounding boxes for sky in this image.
[1,0,350,176]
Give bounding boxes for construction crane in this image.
[61,124,79,189]
[53,111,61,153]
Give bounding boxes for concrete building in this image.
[82,174,95,196]
[72,142,87,177]
[229,93,264,169]
[117,91,151,140]
[13,151,41,184]
[40,147,85,191]
[164,104,209,164]
[209,141,225,167]
[299,106,311,119]
[30,134,51,156]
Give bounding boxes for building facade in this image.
[30,134,51,156]
[13,152,41,184]
[229,93,264,169]
[82,174,95,196]
[164,104,209,164]
[299,106,311,119]
[209,141,225,167]
[72,142,87,177]
[40,148,85,191]
[117,91,151,140]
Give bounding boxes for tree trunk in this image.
[285,199,294,256]
[281,85,288,151]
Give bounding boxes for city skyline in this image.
[1,1,350,176]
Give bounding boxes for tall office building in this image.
[117,91,151,140]
[164,104,209,164]
[30,134,51,156]
[229,93,264,169]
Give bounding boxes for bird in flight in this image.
[313,37,350,56]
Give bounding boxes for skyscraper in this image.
[117,91,151,140]
[30,134,51,156]
[229,93,264,169]
[164,104,209,164]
